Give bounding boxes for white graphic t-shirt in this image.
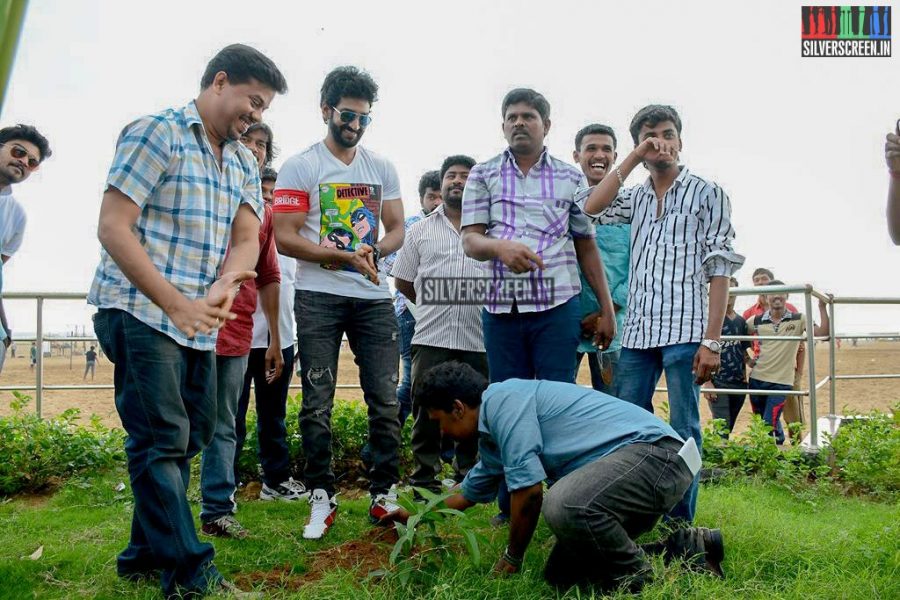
[273,142,401,300]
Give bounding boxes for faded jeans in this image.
[541,437,693,588]
[295,290,400,496]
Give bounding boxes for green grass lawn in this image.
[0,470,897,599]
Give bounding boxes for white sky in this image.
[2,0,899,336]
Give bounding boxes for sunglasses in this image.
[331,106,372,127]
[3,144,41,170]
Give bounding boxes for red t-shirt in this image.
[216,204,281,356]
[742,300,800,358]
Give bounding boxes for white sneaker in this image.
[259,477,309,502]
[303,489,338,540]
[369,485,401,523]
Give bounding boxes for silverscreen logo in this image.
[801,6,891,57]
[420,277,556,307]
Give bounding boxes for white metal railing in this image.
[2,287,899,452]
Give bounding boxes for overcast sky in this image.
[2,0,899,335]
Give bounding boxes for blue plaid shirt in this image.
[88,101,263,350]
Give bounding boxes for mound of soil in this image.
[234,527,399,591]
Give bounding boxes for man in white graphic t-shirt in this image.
[272,66,405,539]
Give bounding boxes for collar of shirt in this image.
[0,185,10,196]
[761,309,795,323]
[641,165,691,193]
[183,100,248,167]
[502,146,549,176]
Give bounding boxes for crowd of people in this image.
[1,41,893,598]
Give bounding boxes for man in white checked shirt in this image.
[390,155,487,493]
[577,105,744,525]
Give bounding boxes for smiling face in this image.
[574,133,617,186]
[207,73,275,142]
[503,102,549,157]
[323,97,371,149]
[0,139,41,185]
[240,128,269,170]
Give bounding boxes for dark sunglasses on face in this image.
[4,144,40,170]
[332,106,372,127]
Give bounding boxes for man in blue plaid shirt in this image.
[89,44,286,599]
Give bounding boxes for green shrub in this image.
[701,415,828,489]
[0,392,125,496]
[829,407,900,500]
[237,393,413,484]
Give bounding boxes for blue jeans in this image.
[200,354,249,522]
[482,296,581,383]
[396,309,416,427]
[576,349,621,395]
[484,296,581,517]
[93,309,221,598]
[615,343,701,524]
[295,290,400,496]
[748,378,790,444]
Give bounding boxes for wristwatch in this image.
[700,339,722,354]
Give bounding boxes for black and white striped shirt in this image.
[576,167,744,350]
[389,205,485,353]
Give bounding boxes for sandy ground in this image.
[1,341,897,435]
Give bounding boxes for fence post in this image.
[828,298,836,416]
[35,295,43,418]
[804,289,818,450]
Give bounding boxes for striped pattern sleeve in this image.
[575,185,634,224]
[106,116,172,207]
[460,163,491,227]
[700,183,744,279]
[388,219,422,283]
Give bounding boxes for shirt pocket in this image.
[662,210,700,248]
[532,199,570,239]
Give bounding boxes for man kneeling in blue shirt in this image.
[381,362,724,591]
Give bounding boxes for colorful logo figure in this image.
[801,6,891,56]
[317,182,383,272]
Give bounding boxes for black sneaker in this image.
[201,515,249,539]
[665,527,725,578]
[259,477,309,501]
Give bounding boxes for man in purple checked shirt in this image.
[460,88,616,523]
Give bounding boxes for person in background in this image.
[83,345,98,381]
[702,278,750,437]
[572,123,630,394]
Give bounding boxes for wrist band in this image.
[615,166,625,187]
[503,546,524,567]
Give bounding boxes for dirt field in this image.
[1,341,897,435]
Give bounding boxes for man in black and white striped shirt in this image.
[576,105,744,525]
[390,155,487,492]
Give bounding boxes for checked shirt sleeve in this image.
[106,116,173,208]
[460,164,491,228]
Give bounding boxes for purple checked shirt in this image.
[461,148,595,313]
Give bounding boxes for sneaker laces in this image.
[308,491,337,523]
[214,515,247,536]
[281,478,306,494]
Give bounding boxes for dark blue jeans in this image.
[615,343,701,524]
[93,309,221,598]
[200,354,248,522]
[295,290,400,496]
[483,296,581,517]
[396,308,416,427]
[748,378,791,444]
[235,345,296,488]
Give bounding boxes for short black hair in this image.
[629,104,682,145]
[0,124,52,161]
[439,155,476,182]
[768,279,785,287]
[752,267,775,280]
[574,124,617,151]
[320,66,378,108]
[261,167,278,183]
[417,170,441,200]
[200,43,287,94]
[416,362,488,412]
[244,122,277,166]
[501,88,550,122]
